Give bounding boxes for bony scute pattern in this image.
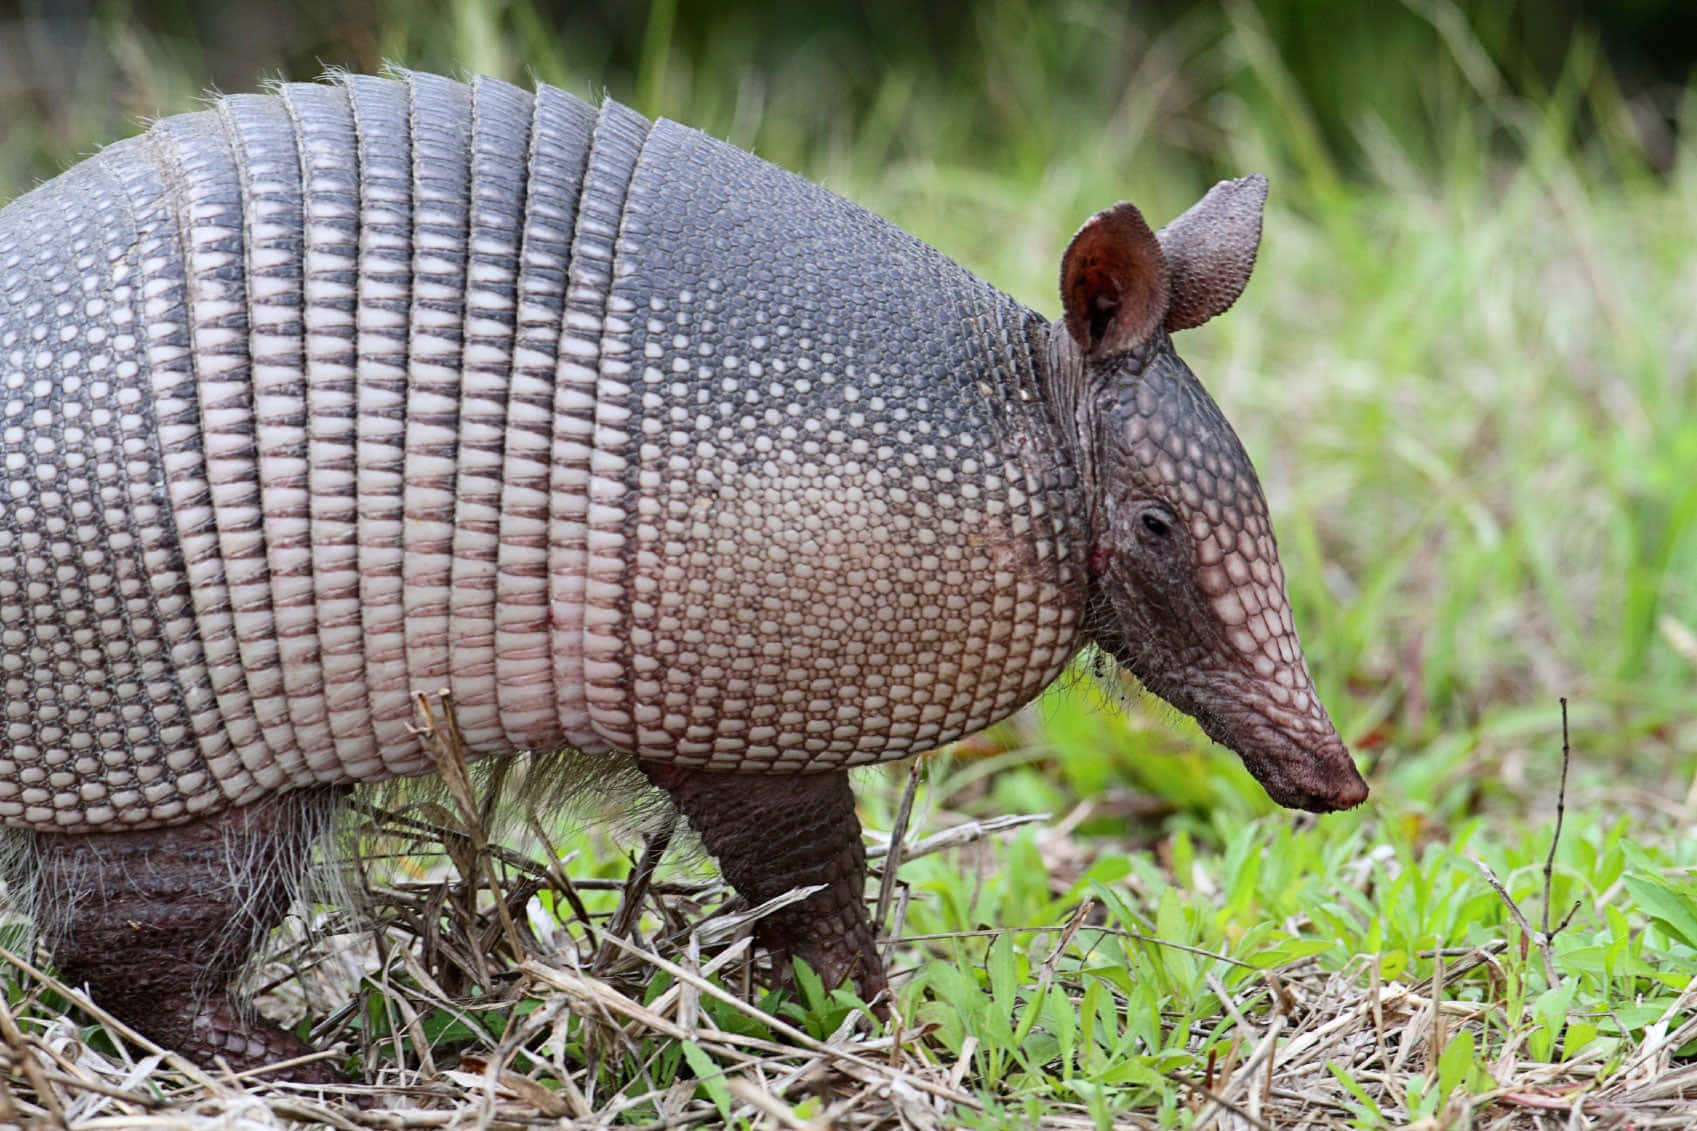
[0,71,1088,831]
[0,148,230,830]
[591,119,1084,768]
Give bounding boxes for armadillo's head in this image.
[1052,175,1368,813]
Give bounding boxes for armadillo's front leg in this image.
[29,790,343,1082]
[639,764,888,1007]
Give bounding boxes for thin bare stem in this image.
[876,760,925,947]
[1541,697,1571,938]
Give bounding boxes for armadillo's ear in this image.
[1059,203,1170,358]
[1156,173,1268,332]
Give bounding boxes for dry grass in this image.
[5,874,1696,1129]
[7,949,1697,1129]
[1,703,1692,1129]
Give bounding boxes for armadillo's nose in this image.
[1290,761,1369,812]
[1248,747,1368,811]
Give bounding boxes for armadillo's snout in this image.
[1188,540,1370,812]
[1190,682,1369,813]
[1107,627,1370,813]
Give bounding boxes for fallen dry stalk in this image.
[4,701,1693,1128]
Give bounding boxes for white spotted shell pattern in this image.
[0,72,1088,831]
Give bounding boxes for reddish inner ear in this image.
[1059,203,1169,357]
[1070,264,1122,349]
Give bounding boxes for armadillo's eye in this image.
[1139,505,1176,542]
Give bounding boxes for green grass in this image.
[2,1,1695,1127]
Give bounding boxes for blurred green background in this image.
[1,0,1693,820]
[2,0,1691,190]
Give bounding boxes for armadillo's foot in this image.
[27,788,344,1083]
[639,763,889,1008]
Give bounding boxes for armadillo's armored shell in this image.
[0,73,1088,832]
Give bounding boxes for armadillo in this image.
[0,70,1367,1079]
